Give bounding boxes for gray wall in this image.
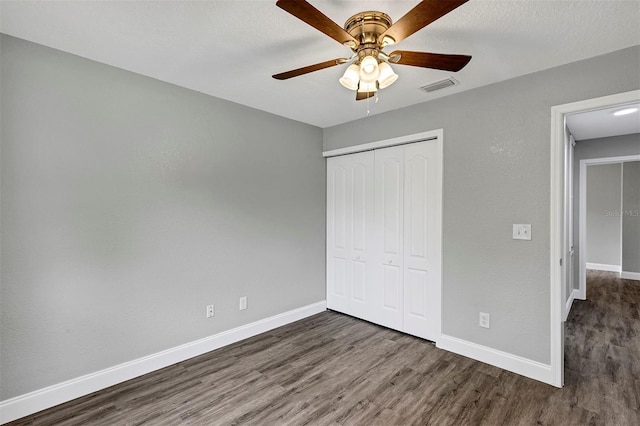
[622,162,640,273]
[324,46,640,364]
[586,163,622,266]
[0,35,325,399]
[573,134,640,286]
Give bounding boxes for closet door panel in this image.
[403,141,441,341]
[327,158,351,312]
[327,152,374,318]
[374,146,404,331]
[406,153,428,261]
[406,269,428,317]
[383,264,401,310]
[352,261,367,301]
[333,259,347,297]
[348,152,374,320]
[352,163,368,253]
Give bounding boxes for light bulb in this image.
[339,64,360,91]
[613,107,638,116]
[377,62,398,89]
[359,56,380,83]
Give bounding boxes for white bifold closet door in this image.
[373,145,404,331]
[327,140,441,341]
[326,151,375,323]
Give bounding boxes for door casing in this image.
[549,89,640,388]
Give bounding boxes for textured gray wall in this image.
[324,46,640,364]
[586,164,622,266]
[622,162,640,273]
[0,35,325,399]
[573,134,640,287]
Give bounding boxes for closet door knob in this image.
[388,259,392,264]
[356,255,360,260]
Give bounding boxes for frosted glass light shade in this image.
[359,56,380,83]
[377,62,398,89]
[339,64,360,90]
[357,81,378,93]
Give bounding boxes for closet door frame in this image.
[324,129,443,344]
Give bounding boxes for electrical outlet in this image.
[206,304,215,318]
[479,312,490,329]
[239,296,248,311]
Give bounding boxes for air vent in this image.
[419,77,459,93]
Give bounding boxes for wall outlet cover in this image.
[513,224,532,240]
[479,312,490,329]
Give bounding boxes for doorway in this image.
[549,89,640,387]
[578,155,640,297]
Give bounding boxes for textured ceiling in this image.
[1,0,639,128]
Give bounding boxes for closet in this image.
[326,138,442,341]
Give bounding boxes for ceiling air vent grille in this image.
[420,77,459,93]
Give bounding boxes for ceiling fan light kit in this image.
[339,64,360,90]
[358,81,377,94]
[273,0,472,102]
[377,62,399,89]
[358,55,381,83]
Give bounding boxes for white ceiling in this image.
[1,1,639,128]
[566,103,640,141]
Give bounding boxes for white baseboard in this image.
[563,288,580,322]
[586,262,621,273]
[0,301,327,425]
[621,271,640,281]
[437,334,557,387]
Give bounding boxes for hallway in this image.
[563,270,640,423]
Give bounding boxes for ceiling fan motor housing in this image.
[344,11,394,58]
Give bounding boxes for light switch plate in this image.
[513,224,532,240]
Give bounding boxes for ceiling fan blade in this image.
[390,50,471,71]
[276,0,358,47]
[381,0,469,44]
[356,91,376,101]
[272,58,344,80]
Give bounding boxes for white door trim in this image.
[561,134,576,322]
[579,155,640,296]
[322,129,442,158]
[549,89,640,388]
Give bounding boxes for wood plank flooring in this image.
[7,270,640,425]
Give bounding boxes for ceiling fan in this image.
[272,0,472,101]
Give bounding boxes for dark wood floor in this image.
[8,270,640,425]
